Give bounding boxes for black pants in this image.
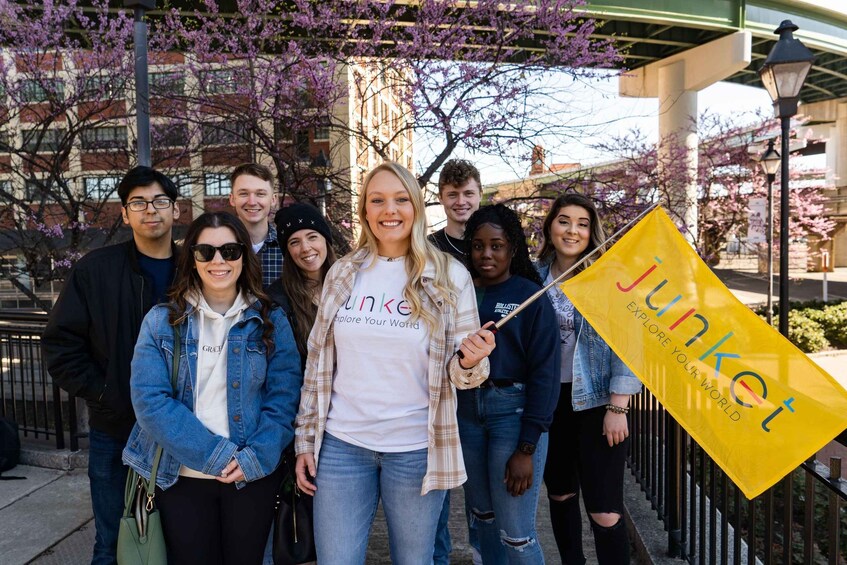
[544,383,630,564]
[156,466,282,565]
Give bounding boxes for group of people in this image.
[42,158,640,565]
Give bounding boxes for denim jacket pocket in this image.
[245,341,268,381]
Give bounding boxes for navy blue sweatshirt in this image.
[474,275,561,445]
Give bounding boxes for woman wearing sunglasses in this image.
[294,162,496,564]
[122,211,302,564]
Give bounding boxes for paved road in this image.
[712,266,847,305]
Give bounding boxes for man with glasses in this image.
[43,166,180,565]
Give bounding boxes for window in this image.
[172,173,193,199]
[81,127,127,150]
[0,130,11,152]
[22,128,65,152]
[153,123,189,148]
[79,75,125,101]
[200,69,236,95]
[150,72,185,98]
[294,129,309,159]
[84,176,120,200]
[204,173,231,196]
[314,124,330,142]
[202,122,247,146]
[24,178,54,201]
[20,78,64,103]
[274,120,291,144]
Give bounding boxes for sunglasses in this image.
[191,243,245,262]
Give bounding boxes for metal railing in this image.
[630,388,847,564]
[0,309,78,450]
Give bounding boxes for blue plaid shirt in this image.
[258,222,283,288]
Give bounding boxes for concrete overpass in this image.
[583,1,847,245]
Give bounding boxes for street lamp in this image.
[124,0,156,167]
[758,19,815,337]
[310,150,332,216]
[758,139,780,325]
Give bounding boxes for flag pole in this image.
[459,202,662,358]
[492,202,661,331]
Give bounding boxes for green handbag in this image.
[117,325,181,565]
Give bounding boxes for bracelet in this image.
[605,403,629,414]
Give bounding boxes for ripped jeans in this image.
[457,383,548,565]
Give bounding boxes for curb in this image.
[19,443,88,471]
[623,470,685,564]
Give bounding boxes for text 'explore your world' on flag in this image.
[561,207,847,499]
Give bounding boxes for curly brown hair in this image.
[167,212,275,354]
[438,159,481,194]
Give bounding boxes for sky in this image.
[428,75,778,186]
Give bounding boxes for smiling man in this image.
[428,159,483,263]
[428,158,484,565]
[43,166,180,565]
[229,163,281,287]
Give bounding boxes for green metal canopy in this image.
[584,0,847,102]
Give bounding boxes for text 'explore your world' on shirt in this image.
[327,256,431,452]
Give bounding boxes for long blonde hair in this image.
[356,162,455,330]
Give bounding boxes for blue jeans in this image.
[88,428,129,565]
[458,384,548,565]
[314,433,446,565]
[433,490,452,565]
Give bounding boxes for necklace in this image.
[444,232,464,256]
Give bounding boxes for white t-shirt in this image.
[545,271,577,383]
[326,256,430,452]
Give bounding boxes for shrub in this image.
[754,299,847,352]
[787,310,830,353]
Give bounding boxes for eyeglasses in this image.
[124,198,174,212]
[191,243,245,262]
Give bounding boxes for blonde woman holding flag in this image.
[294,162,496,564]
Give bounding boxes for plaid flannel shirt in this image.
[295,249,489,494]
[258,222,283,288]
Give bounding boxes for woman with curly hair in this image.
[459,204,560,564]
[294,162,496,564]
[123,211,302,564]
[536,193,641,564]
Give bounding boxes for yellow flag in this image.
[561,207,847,499]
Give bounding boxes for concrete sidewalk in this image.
[0,456,610,564]
[0,465,92,564]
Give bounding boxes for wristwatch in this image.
[517,441,536,455]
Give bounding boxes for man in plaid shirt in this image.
[229,163,283,287]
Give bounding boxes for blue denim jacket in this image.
[536,261,641,410]
[122,302,302,490]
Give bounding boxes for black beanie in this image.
[274,203,333,249]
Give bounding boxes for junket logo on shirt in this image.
[335,293,421,329]
[494,302,519,317]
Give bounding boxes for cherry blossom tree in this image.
[512,112,836,265]
[148,0,620,192]
[0,0,136,309]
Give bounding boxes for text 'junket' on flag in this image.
[562,207,847,499]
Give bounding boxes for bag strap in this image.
[144,323,182,508]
